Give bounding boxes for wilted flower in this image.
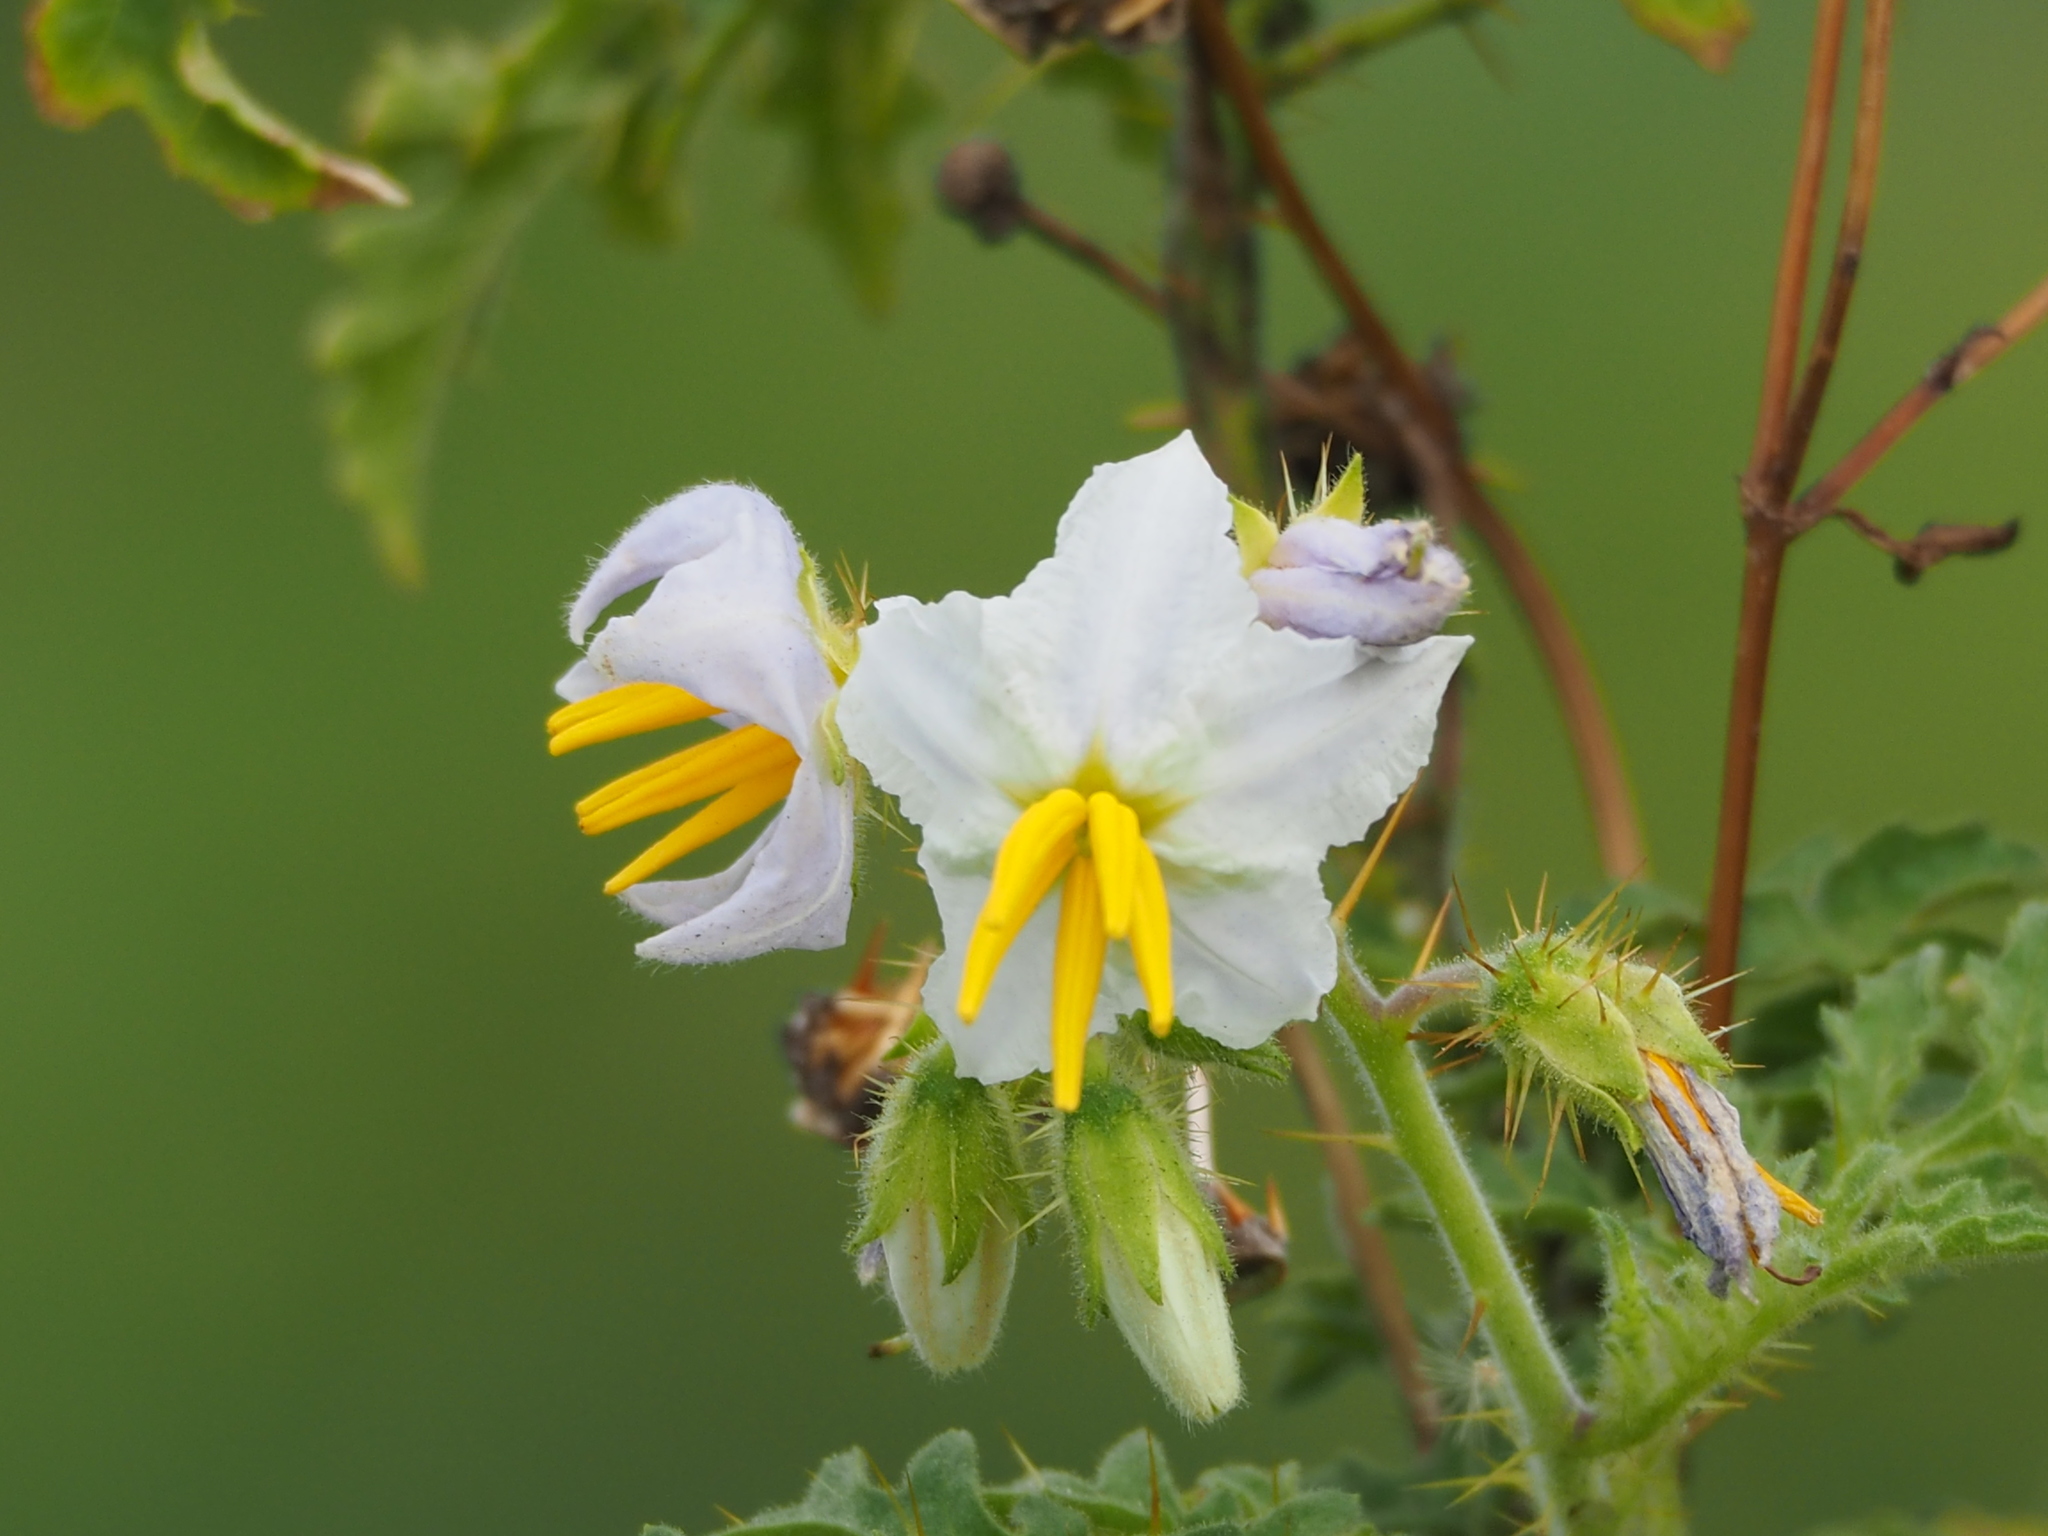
[837,433,1468,1109]
[1469,917,1823,1298]
[784,932,933,1146]
[1235,453,1471,645]
[549,484,857,964]
[852,1043,1028,1374]
[1061,1072,1240,1420]
[1211,1179,1290,1305]
[952,0,1183,59]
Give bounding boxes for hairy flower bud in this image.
[1472,921,1823,1297]
[1059,1075,1241,1420]
[852,1042,1028,1373]
[1250,517,1471,645]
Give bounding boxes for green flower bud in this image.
[1059,1074,1241,1421]
[852,1040,1028,1373]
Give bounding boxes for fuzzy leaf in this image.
[26,0,406,217]
[1267,1272,1383,1403]
[754,0,938,312]
[1117,1014,1292,1082]
[312,0,737,582]
[1618,0,1751,72]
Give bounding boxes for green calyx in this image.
[1476,931,1726,1150]
[1057,1068,1229,1319]
[852,1042,1029,1284]
[1231,451,1369,576]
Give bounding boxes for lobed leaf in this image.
[26,0,406,218]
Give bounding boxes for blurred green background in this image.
[5,3,2048,1533]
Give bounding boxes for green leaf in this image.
[1116,1014,1293,1082]
[1040,44,1171,164]
[754,0,938,312]
[1617,0,1752,72]
[312,0,728,582]
[1267,1272,1383,1404]
[27,0,406,218]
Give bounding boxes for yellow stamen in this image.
[1087,792,1142,938]
[1129,838,1174,1034]
[547,682,721,755]
[601,758,799,895]
[958,789,1088,1022]
[1051,856,1108,1112]
[1757,1162,1825,1226]
[576,725,797,833]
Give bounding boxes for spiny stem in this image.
[1324,954,1586,1529]
[1187,0,1645,881]
[1278,1022,1440,1450]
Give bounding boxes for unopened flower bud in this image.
[935,141,1023,243]
[1060,1076,1241,1420]
[852,1042,1027,1373]
[1251,517,1471,645]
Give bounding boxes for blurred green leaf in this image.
[312,0,741,583]
[1617,0,1751,73]
[1267,1271,1383,1403]
[754,0,939,312]
[1116,1013,1293,1082]
[695,1427,1370,1536]
[1040,44,1170,163]
[26,0,406,217]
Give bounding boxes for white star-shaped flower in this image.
[838,434,1469,1106]
[549,484,856,964]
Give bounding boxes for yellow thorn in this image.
[1129,837,1175,1032]
[1332,781,1417,928]
[601,759,796,893]
[1051,857,1108,1111]
[547,681,720,754]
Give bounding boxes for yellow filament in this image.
[1757,1162,1825,1226]
[1129,838,1174,1033]
[547,682,721,755]
[957,789,1088,1022]
[1050,857,1108,1112]
[1088,792,1142,938]
[576,725,797,834]
[601,758,799,895]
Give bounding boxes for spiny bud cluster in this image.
[1459,902,1823,1299]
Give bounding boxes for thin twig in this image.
[1745,0,1852,490]
[1263,0,1500,98]
[1772,0,1894,494]
[1701,0,1872,1038]
[1017,203,1166,315]
[1278,1021,1439,1450]
[1188,0,1646,880]
[1794,271,2048,522]
[1829,508,2019,582]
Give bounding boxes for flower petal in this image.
[1158,632,1469,872]
[568,483,802,644]
[623,757,856,963]
[1160,862,1337,1047]
[986,431,1253,781]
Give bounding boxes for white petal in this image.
[554,658,608,704]
[568,483,802,644]
[1101,1203,1241,1422]
[1160,632,1470,871]
[883,1204,1016,1375]
[986,432,1253,780]
[837,591,1045,864]
[583,496,832,748]
[919,858,1134,1084]
[624,759,856,964]
[1163,863,1338,1047]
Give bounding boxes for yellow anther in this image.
[601,758,799,895]
[547,682,720,756]
[1088,792,1142,939]
[576,724,797,834]
[1129,838,1174,1034]
[1050,856,1107,1112]
[957,789,1088,1022]
[1757,1162,1825,1227]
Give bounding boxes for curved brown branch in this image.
[1830,508,2018,582]
[1187,0,1646,880]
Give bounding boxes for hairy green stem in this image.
[1324,956,1588,1529]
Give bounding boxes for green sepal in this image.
[1059,1074,1229,1316]
[1304,452,1365,523]
[1480,935,1652,1147]
[27,0,407,219]
[852,1043,1028,1284]
[1115,1014,1292,1083]
[1618,0,1751,72]
[1616,963,1727,1080]
[1231,497,1280,575]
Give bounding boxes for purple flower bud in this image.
[1248,518,1470,645]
